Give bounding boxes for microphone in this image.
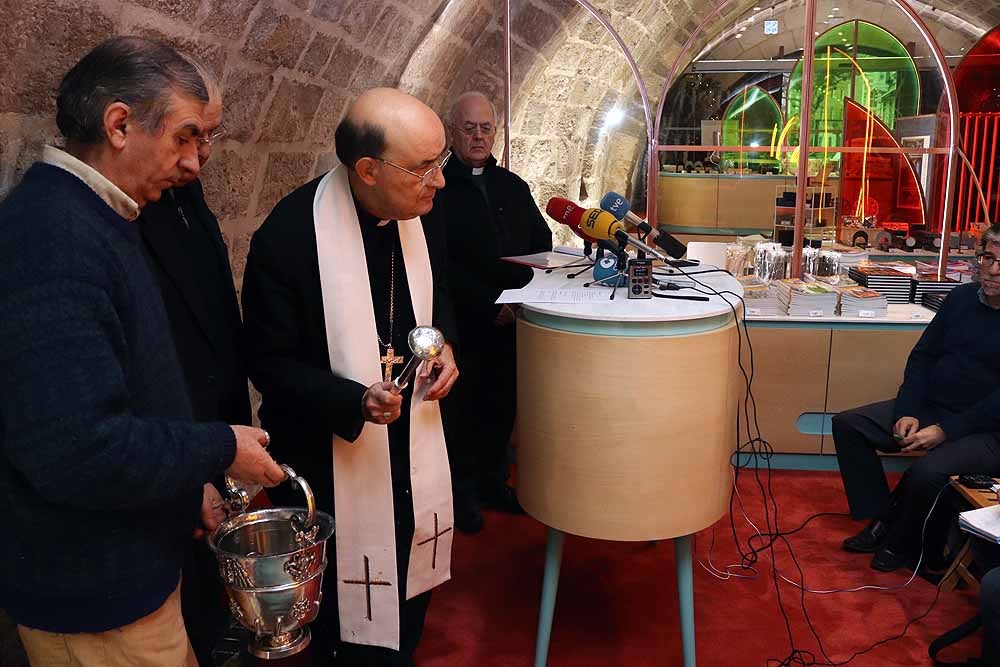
[545,197,598,244]
[600,191,655,237]
[579,207,668,261]
[600,191,687,260]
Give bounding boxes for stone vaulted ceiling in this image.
[0,0,996,261]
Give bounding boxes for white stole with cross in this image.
[313,163,454,650]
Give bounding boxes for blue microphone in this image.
[592,254,626,286]
[599,191,687,260]
[600,192,655,237]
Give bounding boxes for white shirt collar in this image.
[41,146,140,222]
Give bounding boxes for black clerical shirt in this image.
[353,199,420,495]
[354,200,417,377]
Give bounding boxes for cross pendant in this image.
[381,346,403,382]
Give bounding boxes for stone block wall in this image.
[0,0,450,294]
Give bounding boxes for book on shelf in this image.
[775,278,839,316]
[738,276,783,316]
[911,275,959,303]
[921,292,948,312]
[835,285,889,317]
[848,263,914,304]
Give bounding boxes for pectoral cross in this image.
[381,346,403,382]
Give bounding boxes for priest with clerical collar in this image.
[242,87,459,666]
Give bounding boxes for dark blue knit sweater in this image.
[0,163,237,632]
[895,282,1000,440]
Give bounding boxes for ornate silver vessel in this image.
[210,465,334,659]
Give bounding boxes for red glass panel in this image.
[840,98,925,229]
[930,25,1000,231]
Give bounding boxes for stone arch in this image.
[1,0,996,255]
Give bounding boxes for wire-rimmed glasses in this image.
[376,150,451,187]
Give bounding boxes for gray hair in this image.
[56,36,210,144]
[982,223,1000,249]
[448,91,498,127]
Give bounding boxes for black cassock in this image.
[242,175,457,665]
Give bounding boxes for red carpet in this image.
[416,470,982,666]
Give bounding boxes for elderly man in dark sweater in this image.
[833,223,1000,573]
[0,37,283,666]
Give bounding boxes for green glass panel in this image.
[720,85,782,173]
[786,20,920,173]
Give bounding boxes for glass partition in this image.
[645,0,987,272]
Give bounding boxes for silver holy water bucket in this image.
[210,465,334,659]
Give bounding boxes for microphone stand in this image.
[583,240,629,300]
[546,240,596,276]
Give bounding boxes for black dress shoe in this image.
[455,498,484,534]
[480,483,525,515]
[871,546,908,572]
[842,519,890,553]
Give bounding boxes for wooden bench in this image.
[940,477,999,592]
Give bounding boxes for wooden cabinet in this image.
[744,323,926,455]
[742,328,830,454]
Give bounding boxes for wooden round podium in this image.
[515,271,742,667]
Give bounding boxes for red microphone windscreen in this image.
[545,197,583,227]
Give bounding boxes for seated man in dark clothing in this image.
[833,223,1000,572]
[436,91,553,533]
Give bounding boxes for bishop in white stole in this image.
[312,163,454,650]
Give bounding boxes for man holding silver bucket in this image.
[242,87,459,666]
[0,37,285,666]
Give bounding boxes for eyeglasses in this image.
[455,123,496,136]
[977,252,998,269]
[196,126,227,149]
[376,150,451,187]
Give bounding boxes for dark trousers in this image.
[450,323,517,499]
[268,483,430,667]
[182,538,229,666]
[832,399,1000,560]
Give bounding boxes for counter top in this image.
[658,172,794,180]
[518,267,743,323]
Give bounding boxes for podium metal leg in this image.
[675,534,696,667]
[533,527,565,667]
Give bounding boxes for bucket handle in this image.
[282,465,317,534]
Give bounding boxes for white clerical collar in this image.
[472,167,485,176]
[42,146,140,221]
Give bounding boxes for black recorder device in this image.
[627,258,653,299]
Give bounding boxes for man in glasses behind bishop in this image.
[242,88,459,666]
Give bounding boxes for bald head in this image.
[336,88,448,220]
[449,91,497,127]
[448,91,498,168]
[336,88,445,168]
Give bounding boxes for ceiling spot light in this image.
[735,33,743,38]
[828,14,835,18]
[832,6,840,10]
[753,6,762,10]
